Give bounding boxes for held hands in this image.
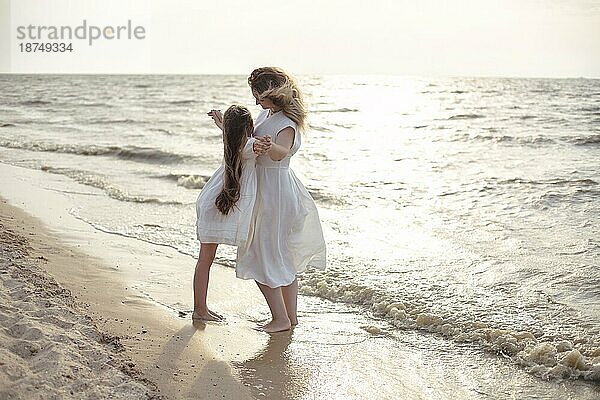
[253,135,272,156]
[207,109,224,131]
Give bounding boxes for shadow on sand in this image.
[156,321,246,399]
[156,321,310,399]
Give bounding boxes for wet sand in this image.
[0,163,305,399]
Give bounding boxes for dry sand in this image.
[0,201,159,399]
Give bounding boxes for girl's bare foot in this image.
[192,309,223,322]
[261,318,291,333]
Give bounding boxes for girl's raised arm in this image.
[207,109,224,131]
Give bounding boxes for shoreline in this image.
[0,162,281,399]
[0,198,257,399]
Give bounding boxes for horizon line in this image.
[1,72,599,80]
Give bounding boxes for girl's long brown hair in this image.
[248,67,307,132]
[215,105,253,215]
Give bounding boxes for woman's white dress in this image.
[236,110,326,288]
[196,137,257,246]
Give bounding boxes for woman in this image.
[236,67,327,333]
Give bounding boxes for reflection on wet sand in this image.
[156,321,253,400]
[236,329,311,400]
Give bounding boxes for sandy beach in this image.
[0,163,302,400]
[0,202,160,399]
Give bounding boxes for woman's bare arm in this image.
[268,127,295,161]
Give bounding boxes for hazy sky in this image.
[1,0,600,77]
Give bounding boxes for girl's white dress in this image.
[236,110,326,288]
[196,137,257,246]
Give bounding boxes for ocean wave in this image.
[538,188,600,206]
[168,99,197,105]
[68,213,195,258]
[299,273,600,382]
[78,102,114,108]
[570,135,600,146]
[309,124,334,133]
[446,134,556,145]
[40,166,185,205]
[306,187,348,206]
[530,89,557,94]
[449,133,600,147]
[448,114,485,120]
[18,100,52,106]
[332,123,355,129]
[578,106,600,113]
[0,123,15,127]
[88,118,140,125]
[158,173,211,189]
[482,177,599,209]
[110,147,187,164]
[497,178,598,187]
[150,128,175,135]
[177,175,209,189]
[0,141,188,164]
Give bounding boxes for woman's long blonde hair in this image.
[215,105,253,215]
[248,67,307,132]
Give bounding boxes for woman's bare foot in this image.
[192,309,223,322]
[261,318,291,333]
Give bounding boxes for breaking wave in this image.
[299,272,600,382]
[40,166,186,205]
[0,141,189,164]
[159,173,211,189]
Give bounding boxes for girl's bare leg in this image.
[281,278,298,325]
[256,282,291,333]
[192,243,222,321]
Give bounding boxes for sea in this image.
[1,74,599,399]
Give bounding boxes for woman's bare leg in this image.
[256,282,291,333]
[281,278,298,326]
[192,243,222,321]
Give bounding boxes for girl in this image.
[193,104,269,321]
[236,67,327,333]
